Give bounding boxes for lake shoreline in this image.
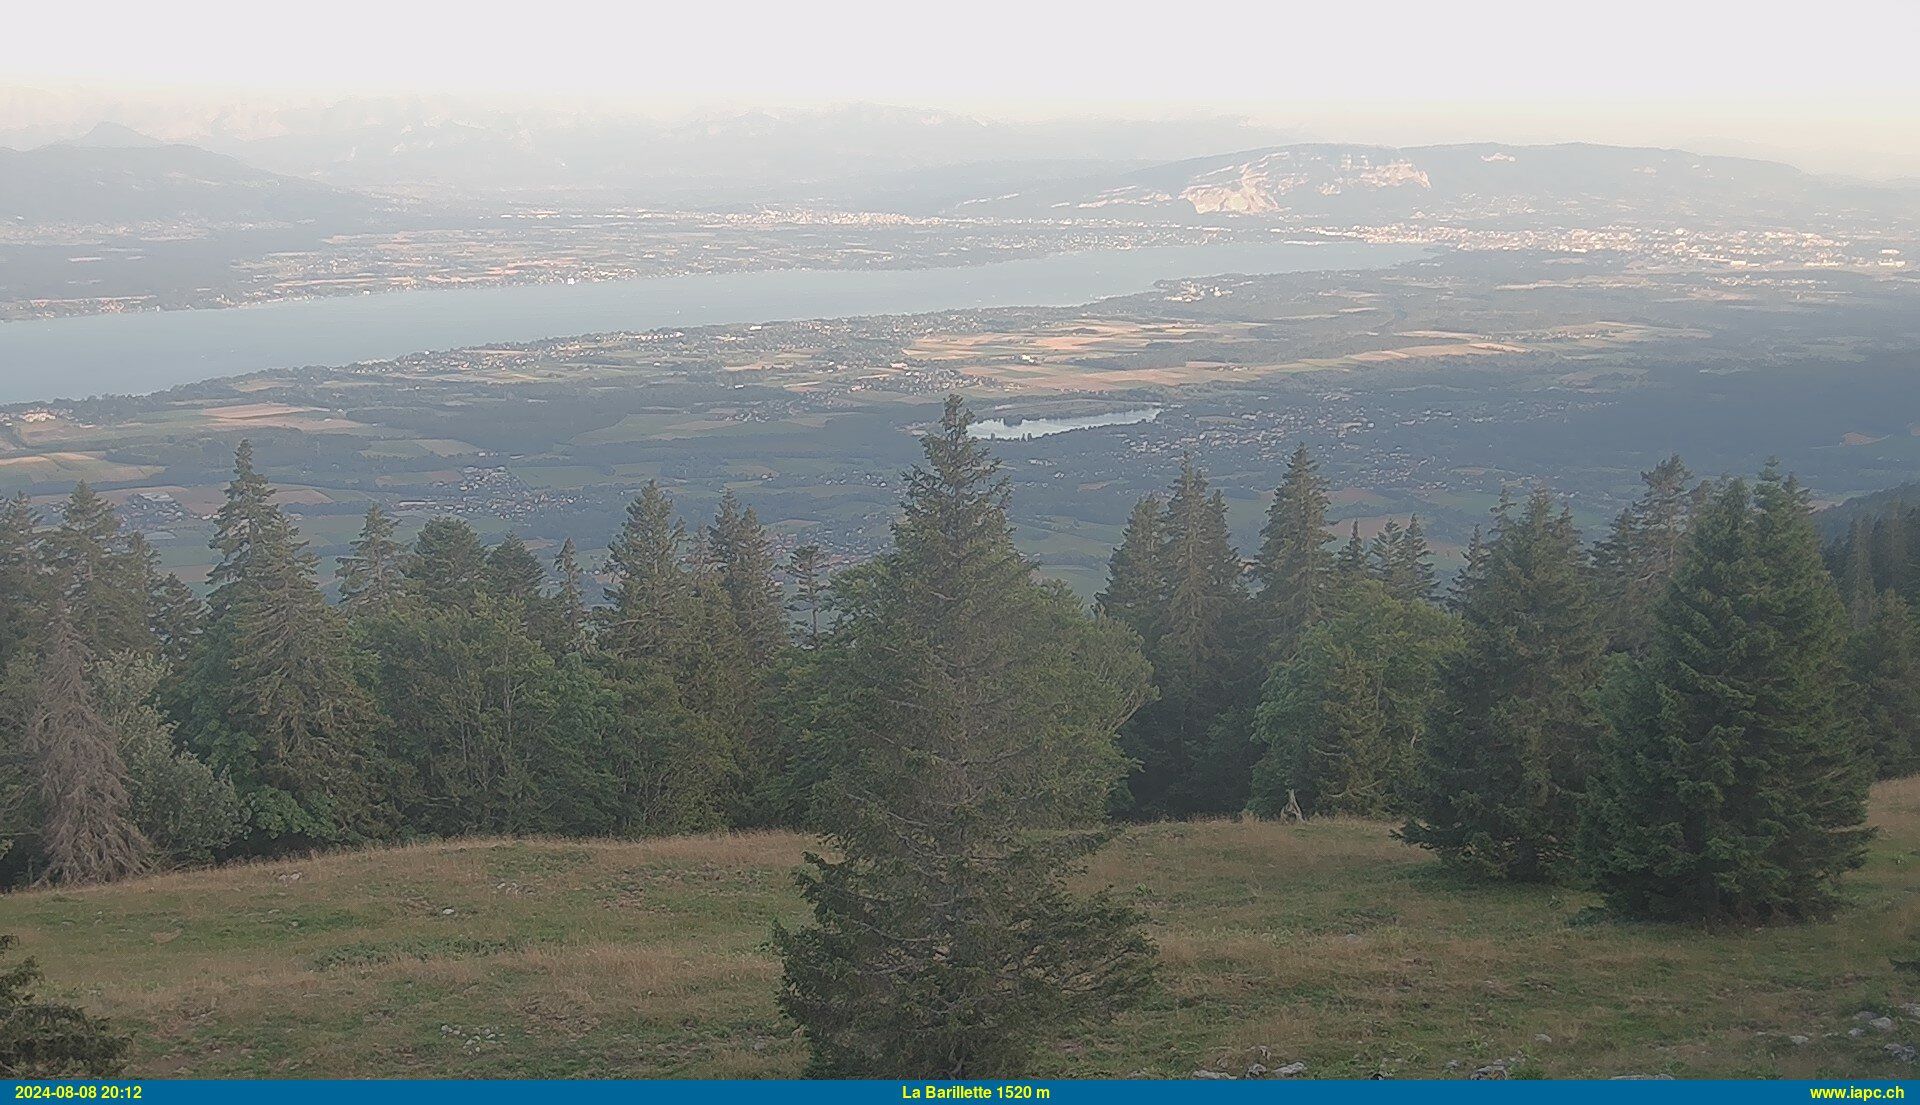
[0,241,1426,405]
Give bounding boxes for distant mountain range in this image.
[953,142,1920,227]
[0,126,390,225]
[7,115,1917,233]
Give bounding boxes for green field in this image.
[3,780,1917,1079]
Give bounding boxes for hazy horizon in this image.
[6,0,1919,178]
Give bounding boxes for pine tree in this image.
[405,517,487,612]
[774,397,1155,1077]
[1252,445,1334,656]
[1096,494,1166,640]
[786,544,828,646]
[1594,455,1696,653]
[707,491,786,664]
[1847,590,1920,779]
[336,505,405,616]
[27,605,148,886]
[1402,487,1604,881]
[1583,470,1872,922]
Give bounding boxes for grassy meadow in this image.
[3,779,1917,1079]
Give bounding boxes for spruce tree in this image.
[1402,487,1604,881]
[1253,445,1334,656]
[1448,525,1487,613]
[1583,471,1873,922]
[1333,520,1369,588]
[405,517,487,612]
[336,505,405,616]
[1594,455,1695,653]
[28,605,148,886]
[0,935,128,1076]
[1372,515,1436,604]
[786,544,828,646]
[551,539,588,653]
[133,534,201,671]
[204,439,279,621]
[0,495,44,675]
[45,484,151,658]
[484,534,545,607]
[1096,494,1166,640]
[706,491,786,664]
[1872,506,1910,598]
[1124,459,1253,817]
[601,482,693,661]
[775,397,1154,1077]
[1848,590,1920,778]
[179,444,383,848]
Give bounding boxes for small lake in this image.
[0,240,1425,404]
[969,407,1163,440]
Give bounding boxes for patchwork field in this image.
[3,780,1916,1080]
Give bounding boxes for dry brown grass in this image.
[3,788,1916,1078]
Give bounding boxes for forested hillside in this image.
[0,399,1913,1077]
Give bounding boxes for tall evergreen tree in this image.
[601,482,693,661]
[132,533,201,671]
[179,444,383,849]
[1583,471,1873,922]
[1372,516,1436,604]
[27,605,148,886]
[1096,494,1166,640]
[1594,455,1696,653]
[45,484,151,658]
[1124,459,1253,816]
[336,505,405,616]
[405,517,487,612]
[1448,525,1487,613]
[551,539,588,654]
[707,491,786,664]
[0,496,44,675]
[1871,506,1911,598]
[786,544,828,646]
[1253,445,1334,656]
[1846,590,1920,779]
[204,439,279,621]
[775,397,1155,1077]
[484,534,546,608]
[1333,520,1369,588]
[1402,487,1604,881]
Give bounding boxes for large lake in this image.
[0,240,1423,404]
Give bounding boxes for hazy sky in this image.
[9,0,1920,174]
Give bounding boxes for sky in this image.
[7,0,1920,175]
